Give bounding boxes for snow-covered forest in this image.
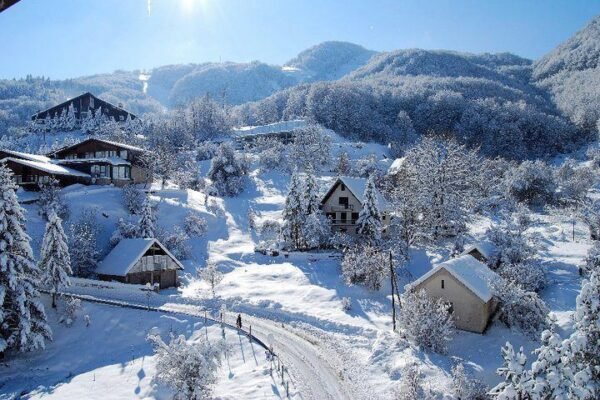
[1,6,600,400]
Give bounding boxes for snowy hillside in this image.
[533,15,600,132]
[284,41,377,82]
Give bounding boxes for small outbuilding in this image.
[408,255,499,334]
[461,242,497,264]
[96,238,183,289]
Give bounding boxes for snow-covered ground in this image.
[2,132,591,399]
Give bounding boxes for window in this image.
[339,197,349,208]
[441,279,445,289]
[119,150,128,159]
[85,152,94,159]
[91,164,109,178]
[95,151,106,158]
[351,212,359,222]
[341,184,346,191]
[108,150,117,157]
[114,166,130,180]
[340,212,347,223]
[38,175,50,184]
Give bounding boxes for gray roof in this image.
[409,255,499,302]
[96,238,183,277]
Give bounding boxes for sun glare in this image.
[181,0,197,13]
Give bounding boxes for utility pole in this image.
[390,250,396,331]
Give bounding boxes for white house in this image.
[408,255,499,333]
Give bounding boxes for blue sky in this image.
[1,0,599,79]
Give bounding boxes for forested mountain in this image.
[2,16,600,160]
[232,48,578,159]
[284,41,376,81]
[533,15,600,132]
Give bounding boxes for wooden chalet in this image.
[31,92,138,123]
[47,138,151,186]
[1,138,152,189]
[95,238,183,289]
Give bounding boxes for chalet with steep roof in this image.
[320,177,391,237]
[1,138,152,189]
[96,238,183,289]
[31,92,138,124]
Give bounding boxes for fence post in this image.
[204,310,207,324]
[286,381,289,397]
[249,325,252,337]
[281,364,285,384]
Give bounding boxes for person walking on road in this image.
[236,313,242,330]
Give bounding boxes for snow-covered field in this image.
[1,132,591,399]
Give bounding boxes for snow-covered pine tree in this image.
[303,169,320,216]
[0,165,51,353]
[281,170,305,249]
[207,142,248,197]
[529,325,570,399]
[69,209,98,277]
[356,175,382,244]
[300,170,329,248]
[39,212,72,308]
[138,197,156,238]
[65,103,76,131]
[38,177,69,221]
[491,342,533,399]
[561,269,600,399]
[336,151,350,175]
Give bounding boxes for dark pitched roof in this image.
[31,92,138,121]
[47,137,148,158]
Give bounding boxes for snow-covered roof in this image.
[96,238,183,277]
[56,157,131,166]
[409,255,499,302]
[0,149,51,163]
[1,157,90,178]
[48,138,147,156]
[232,119,308,137]
[388,157,405,174]
[461,242,497,260]
[333,176,390,211]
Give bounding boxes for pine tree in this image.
[0,165,51,353]
[530,326,570,399]
[281,171,305,249]
[562,269,600,399]
[491,342,533,399]
[138,197,156,238]
[303,169,321,215]
[69,209,98,278]
[39,212,72,308]
[65,103,76,130]
[356,175,382,244]
[336,151,350,175]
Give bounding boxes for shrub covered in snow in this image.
[554,160,595,204]
[582,241,600,277]
[505,160,557,206]
[491,278,549,338]
[451,363,489,400]
[289,124,331,171]
[395,363,432,400]
[490,342,533,399]
[199,263,223,298]
[208,142,248,197]
[110,217,139,247]
[398,289,455,354]
[121,184,145,215]
[148,334,222,400]
[159,227,190,260]
[497,261,546,293]
[184,211,208,237]
[341,244,388,291]
[60,297,82,326]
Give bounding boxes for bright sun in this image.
[181,0,197,13]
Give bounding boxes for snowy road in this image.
[162,303,356,400]
[56,291,356,400]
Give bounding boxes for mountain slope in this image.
[284,41,377,81]
[533,15,600,131]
